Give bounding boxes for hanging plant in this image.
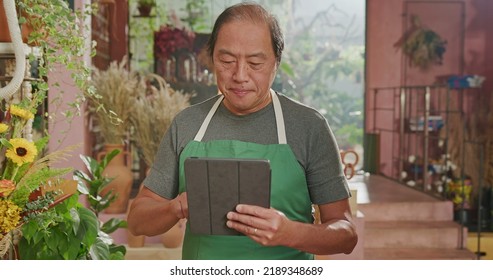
[395,15,447,70]
[154,25,195,61]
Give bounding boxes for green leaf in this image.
[21,220,37,241]
[109,244,127,260]
[98,230,113,245]
[70,207,81,234]
[100,149,121,170]
[0,138,12,148]
[88,237,110,260]
[79,154,99,178]
[73,173,90,194]
[76,207,99,246]
[101,218,127,234]
[44,230,60,253]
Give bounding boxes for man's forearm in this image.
[127,197,180,236]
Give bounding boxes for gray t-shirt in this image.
[143,92,350,205]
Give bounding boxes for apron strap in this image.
[194,90,287,144]
[271,89,287,144]
[194,95,224,141]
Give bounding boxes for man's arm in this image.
[127,187,188,236]
[226,198,358,255]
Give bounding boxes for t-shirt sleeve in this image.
[141,118,180,199]
[305,113,351,205]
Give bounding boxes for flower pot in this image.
[0,0,34,44]
[98,144,133,214]
[137,5,153,17]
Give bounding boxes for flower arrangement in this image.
[0,100,75,259]
[130,73,191,166]
[154,25,195,61]
[446,177,473,210]
[0,103,126,259]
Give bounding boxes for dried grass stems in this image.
[131,74,192,166]
[89,58,144,145]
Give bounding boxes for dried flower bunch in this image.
[131,74,191,166]
[89,57,144,145]
[395,15,447,70]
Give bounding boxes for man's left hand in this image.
[226,204,292,246]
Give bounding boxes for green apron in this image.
[178,90,313,260]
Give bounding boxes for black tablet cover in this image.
[184,157,271,235]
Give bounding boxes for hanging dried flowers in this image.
[394,15,447,70]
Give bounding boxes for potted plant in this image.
[15,0,99,114]
[136,0,155,17]
[87,57,144,214]
[0,0,125,260]
[129,73,190,248]
[17,149,127,260]
[131,73,191,167]
[0,0,97,259]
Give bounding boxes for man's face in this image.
[212,20,278,115]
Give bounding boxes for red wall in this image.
[365,0,493,176]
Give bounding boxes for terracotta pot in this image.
[0,0,34,44]
[98,144,133,214]
[137,5,152,17]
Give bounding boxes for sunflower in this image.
[5,138,38,166]
[0,123,8,134]
[9,105,34,120]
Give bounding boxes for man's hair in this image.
[206,2,284,66]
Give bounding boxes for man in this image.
[128,2,357,260]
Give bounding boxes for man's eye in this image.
[249,62,263,69]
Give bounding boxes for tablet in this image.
[184,157,271,235]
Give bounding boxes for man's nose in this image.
[232,61,248,82]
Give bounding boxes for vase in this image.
[98,144,133,214]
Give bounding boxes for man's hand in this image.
[226,204,293,246]
[173,192,189,219]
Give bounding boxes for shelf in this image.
[132,15,156,18]
[370,85,481,197]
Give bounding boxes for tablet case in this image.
[184,157,271,235]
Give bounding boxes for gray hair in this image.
[206,2,284,66]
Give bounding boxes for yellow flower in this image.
[5,138,38,166]
[0,200,21,234]
[0,123,8,133]
[9,105,34,120]
[0,180,16,198]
